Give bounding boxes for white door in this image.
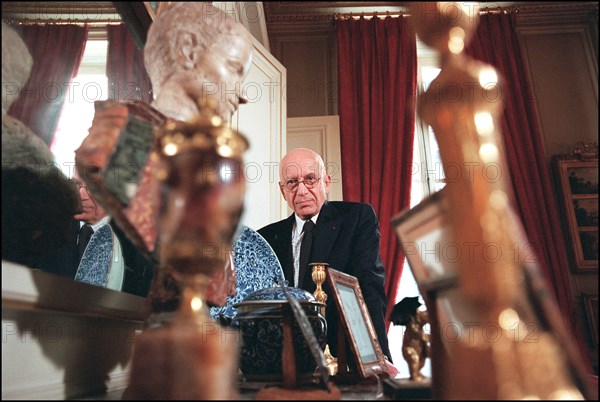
[231,37,288,229]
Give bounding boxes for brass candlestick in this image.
[310,262,338,376]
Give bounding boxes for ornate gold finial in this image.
[157,97,249,161]
[310,262,338,376]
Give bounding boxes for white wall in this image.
[231,36,287,230]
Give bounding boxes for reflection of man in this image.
[73,170,155,297]
[258,148,392,362]
[144,2,254,122]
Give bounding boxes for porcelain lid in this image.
[233,286,325,309]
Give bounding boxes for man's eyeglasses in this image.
[281,175,321,191]
[72,180,87,190]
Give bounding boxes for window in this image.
[387,40,441,377]
[51,35,108,178]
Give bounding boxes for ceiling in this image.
[4,2,596,25]
[2,1,596,46]
[1,2,122,23]
[1,2,524,25]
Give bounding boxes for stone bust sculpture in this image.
[2,22,81,275]
[144,2,254,122]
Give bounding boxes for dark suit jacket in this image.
[110,219,156,298]
[258,201,391,362]
[64,218,156,298]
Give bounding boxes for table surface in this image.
[238,379,387,400]
[90,375,432,400]
[92,381,386,401]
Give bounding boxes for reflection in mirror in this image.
[71,2,256,325]
[2,2,157,299]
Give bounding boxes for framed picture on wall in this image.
[553,156,598,272]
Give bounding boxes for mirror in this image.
[2,2,287,308]
[2,2,157,298]
[3,1,287,310]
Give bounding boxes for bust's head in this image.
[144,3,253,121]
[2,22,33,116]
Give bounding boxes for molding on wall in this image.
[264,2,598,25]
[272,32,337,117]
[517,17,599,159]
[516,2,598,27]
[1,1,122,24]
[287,115,343,201]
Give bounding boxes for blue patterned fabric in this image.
[74,224,112,287]
[210,225,285,321]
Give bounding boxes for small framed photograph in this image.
[582,293,598,349]
[391,189,457,287]
[553,157,598,272]
[325,268,388,378]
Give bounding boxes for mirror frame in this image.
[112,1,155,49]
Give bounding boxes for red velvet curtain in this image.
[106,24,153,103]
[337,16,417,328]
[466,13,591,368]
[8,24,89,145]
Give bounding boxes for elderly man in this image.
[258,148,393,362]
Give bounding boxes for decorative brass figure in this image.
[390,296,430,381]
[310,262,338,376]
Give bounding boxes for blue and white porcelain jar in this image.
[232,287,327,381]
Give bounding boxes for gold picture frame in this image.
[390,189,454,287]
[325,268,388,379]
[583,293,598,349]
[553,156,598,272]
